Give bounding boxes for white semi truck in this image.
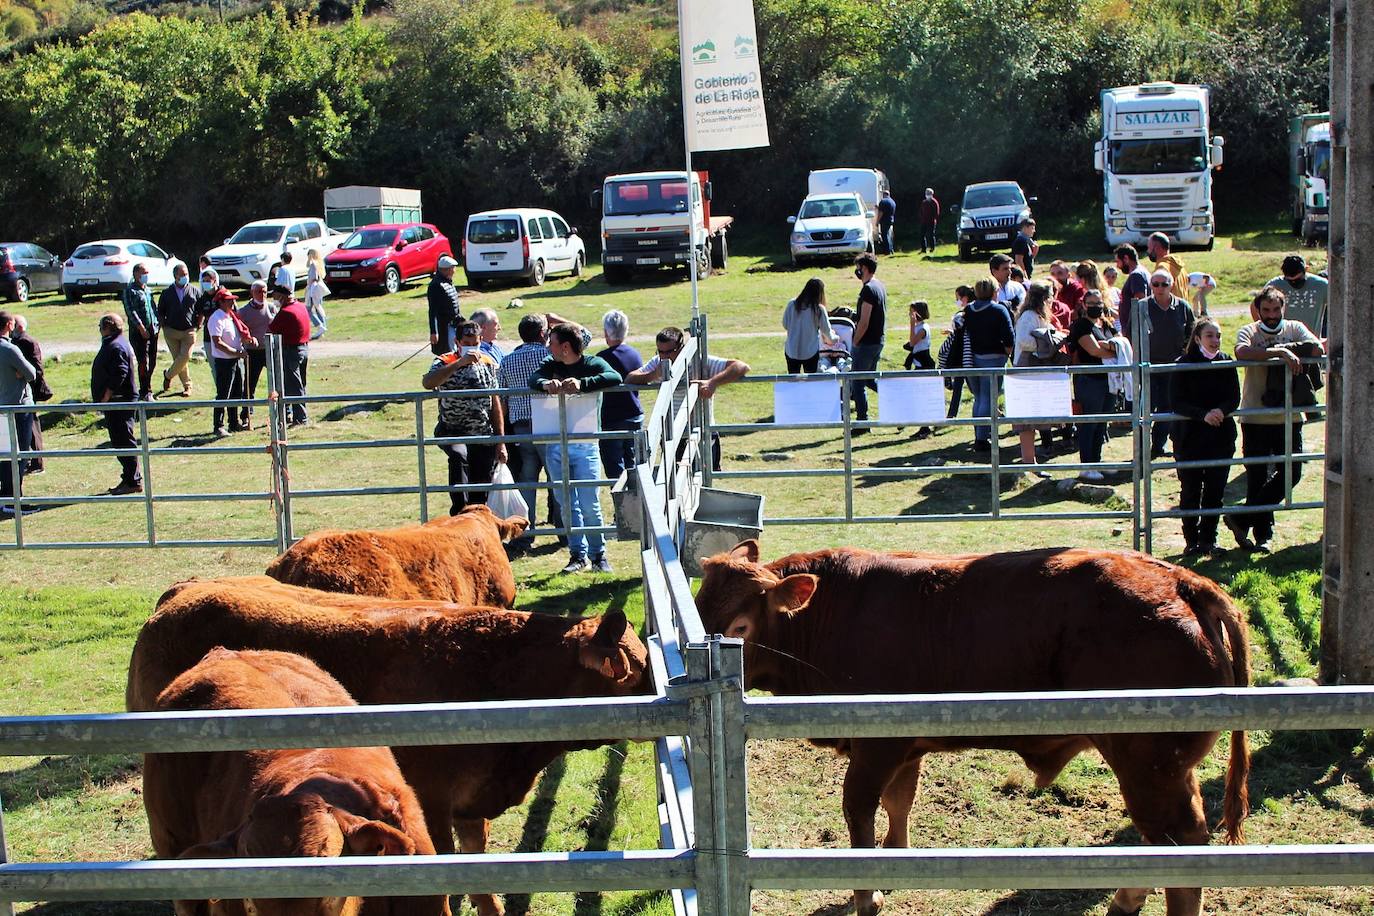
[1094,82,1225,250]
[1289,112,1332,245]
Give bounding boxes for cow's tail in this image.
[1213,581,1251,845]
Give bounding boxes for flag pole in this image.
[678,0,701,320]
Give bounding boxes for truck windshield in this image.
[1110,137,1207,175]
[467,219,520,244]
[961,187,1025,210]
[229,226,285,245]
[1308,142,1331,182]
[604,179,691,216]
[800,198,862,219]
[340,229,398,250]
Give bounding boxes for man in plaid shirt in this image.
[497,314,559,549]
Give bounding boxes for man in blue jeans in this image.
[849,253,887,432]
[529,323,623,573]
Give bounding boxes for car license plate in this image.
[813,246,848,254]
[79,278,99,285]
[636,257,661,266]
[985,232,1009,241]
[482,251,505,260]
[328,270,350,278]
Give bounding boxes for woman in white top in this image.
[206,288,256,436]
[781,277,837,373]
[1010,282,1057,476]
[304,248,329,339]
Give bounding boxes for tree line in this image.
[0,0,1329,258]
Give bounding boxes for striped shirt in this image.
[497,342,550,424]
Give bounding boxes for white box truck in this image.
[807,168,889,210]
[1289,113,1331,244]
[1094,83,1225,249]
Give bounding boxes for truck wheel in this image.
[527,259,546,286]
[1205,236,1215,252]
[383,264,402,295]
[603,265,630,286]
[694,245,711,279]
[958,243,973,262]
[710,233,728,270]
[64,285,83,304]
[571,252,584,277]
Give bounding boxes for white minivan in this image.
[463,208,586,287]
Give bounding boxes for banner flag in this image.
[679,0,770,151]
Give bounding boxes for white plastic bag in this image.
[487,461,528,521]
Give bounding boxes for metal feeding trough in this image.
[610,469,642,541]
[683,487,764,577]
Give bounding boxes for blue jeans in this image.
[849,342,883,420]
[1149,373,1172,455]
[969,353,1007,443]
[1073,373,1111,464]
[544,441,605,559]
[599,415,642,484]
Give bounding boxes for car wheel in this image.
[11,277,28,303]
[384,264,402,295]
[958,243,973,262]
[603,266,630,286]
[1205,236,1215,252]
[790,252,803,268]
[64,285,83,304]
[710,233,728,270]
[527,259,546,287]
[571,252,584,277]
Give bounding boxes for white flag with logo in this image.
[679,0,770,152]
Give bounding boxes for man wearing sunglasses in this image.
[1142,269,1196,459]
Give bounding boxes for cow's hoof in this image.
[853,889,884,914]
[1105,906,1142,916]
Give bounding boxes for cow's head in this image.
[571,610,649,696]
[177,791,417,916]
[694,540,818,690]
[427,505,530,542]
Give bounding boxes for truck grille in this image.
[973,216,1017,229]
[1127,187,1189,212]
[810,230,844,242]
[605,231,688,254]
[210,255,247,267]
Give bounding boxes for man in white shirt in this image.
[989,254,1025,308]
[273,251,296,292]
[625,326,749,471]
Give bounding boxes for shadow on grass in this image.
[520,575,638,619]
[320,400,392,422]
[0,754,140,814]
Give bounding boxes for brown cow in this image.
[144,647,448,916]
[266,505,529,606]
[694,541,1250,916]
[128,580,648,916]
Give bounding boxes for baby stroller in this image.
[820,306,856,373]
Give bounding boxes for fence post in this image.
[265,335,293,551]
[1283,367,1295,508]
[989,367,1001,519]
[1132,296,1153,553]
[0,794,13,916]
[558,392,572,544]
[841,377,854,523]
[137,404,155,546]
[685,637,748,915]
[415,394,429,523]
[4,411,21,548]
[696,314,714,487]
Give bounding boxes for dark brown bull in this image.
[694,540,1250,916]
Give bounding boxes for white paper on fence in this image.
[679,0,770,152]
[530,393,601,436]
[877,377,947,425]
[0,416,9,452]
[773,380,841,425]
[1004,372,1073,419]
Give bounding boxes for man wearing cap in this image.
[428,255,462,355]
[239,280,276,429]
[1266,255,1329,337]
[122,263,159,401]
[268,284,312,427]
[90,313,141,495]
[206,287,254,436]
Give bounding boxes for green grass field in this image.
[2,216,1368,915]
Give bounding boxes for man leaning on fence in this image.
[0,309,37,515]
[529,323,622,574]
[1225,287,1324,553]
[90,313,142,496]
[497,314,560,551]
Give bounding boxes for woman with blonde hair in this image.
[1010,282,1058,476]
[304,248,330,340]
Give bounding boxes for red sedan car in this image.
[323,223,451,294]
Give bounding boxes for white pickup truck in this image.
[203,217,345,288]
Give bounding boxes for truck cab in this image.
[1094,83,1225,249]
[597,171,731,285]
[1290,114,1331,244]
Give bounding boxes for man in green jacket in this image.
[528,323,622,573]
[121,264,159,401]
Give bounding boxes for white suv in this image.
[203,218,344,287]
[787,193,875,265]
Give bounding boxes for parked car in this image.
[1,242,63,302]
[787,192,875,265]
[463,208,585,287]
[61,239,187,303]
[204,217,344,288]
[324,223,451,295]
[955,181,1036,261]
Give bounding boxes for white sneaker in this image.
[1078,470,1105,483]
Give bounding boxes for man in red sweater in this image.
[917,188,941,254]
[267,285,311,427]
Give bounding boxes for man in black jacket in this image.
[90,313,142,495]
[156,263,199,397]
[427,255,462,355]
[1141,269,1195,458]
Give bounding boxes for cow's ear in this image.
[333,808,416,857]
[590,610,629,647]
[499,516,530,541]
[579,643,632,682]
[729,539,761,563]
[178,831,240,860]
[766,574,818,617]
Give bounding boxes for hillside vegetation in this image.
[0,0,1328,255]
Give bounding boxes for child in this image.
[905,300,935,438]
[938,286,975,423]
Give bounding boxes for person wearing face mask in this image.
[1170,318,1240,557]
[0,309,37,514]
[238,280,277,429]
[196,268,223,363]
[206,288,255,437]
[848,253,887,432]
[1265,254,1329,337]
[121,263,159,401]
[156,263,199,397]
[1067,291,1118,481]
[1227,287,1324,552]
